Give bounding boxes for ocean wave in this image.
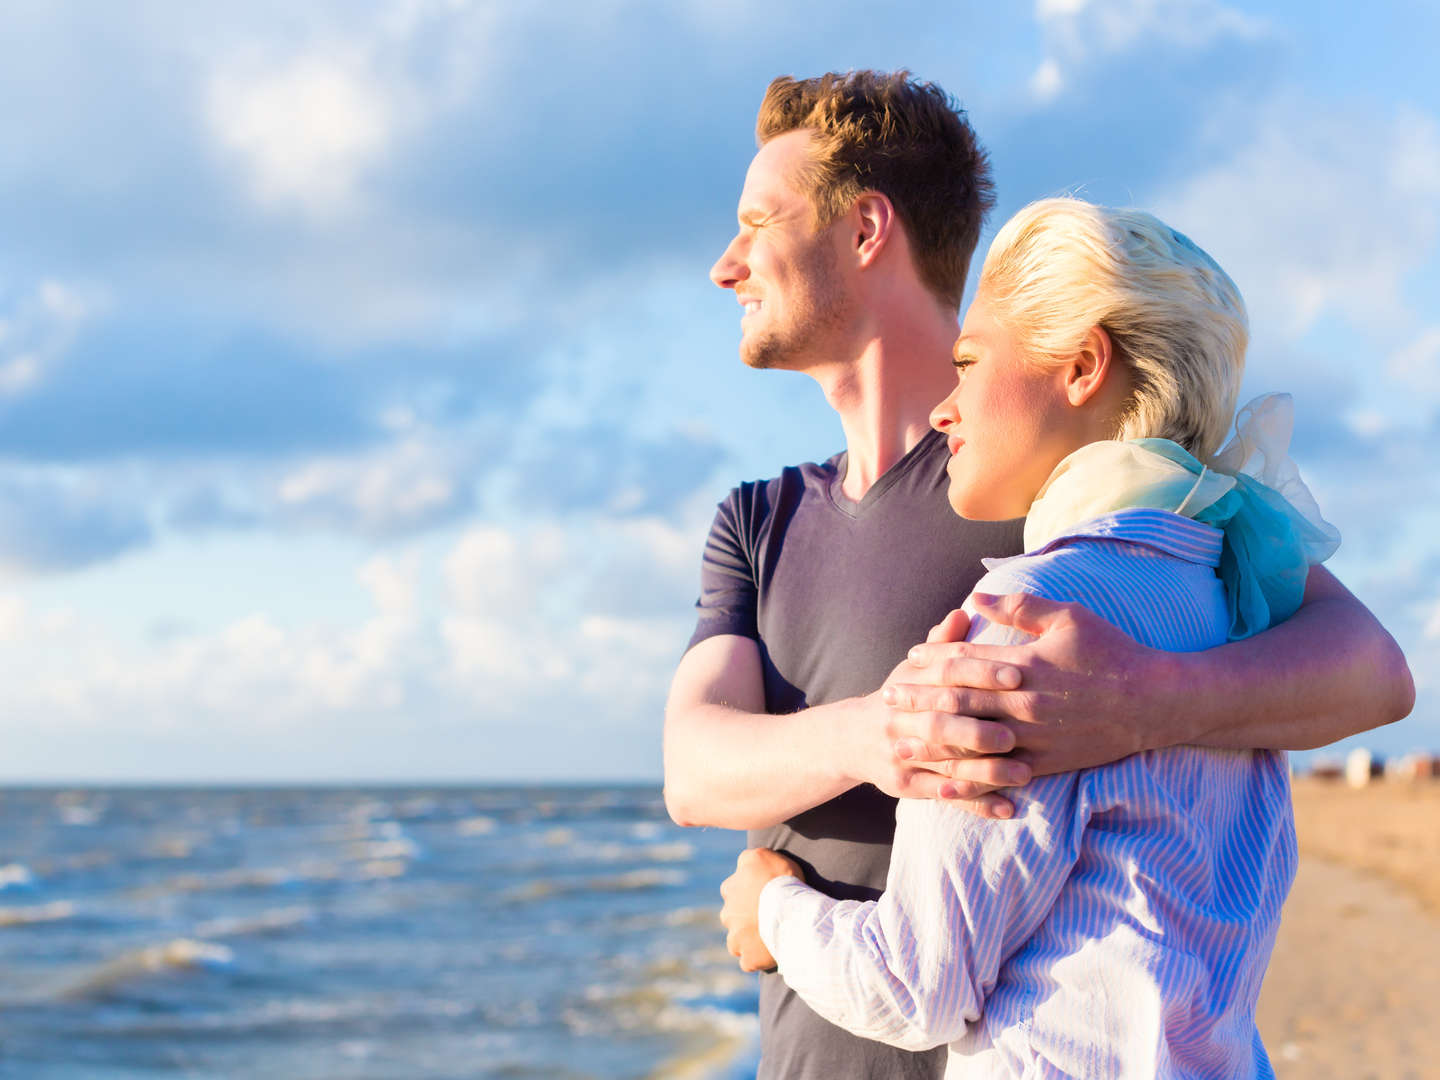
[31,849,115,876]
[0,863,37,891]
[0,900,76,928]
[194,905,315,939]
[456,815,497,835]
[131,860,343,898]
[356,858,408,880]
[501,867,686,903]
[570,968,759,1080]
[57,938,235,1000]
[590,841,696,864]
[344,837,420,862]
[144,833,207,860]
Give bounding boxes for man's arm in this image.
[886,565,1414,804]
[662,633,1024,830]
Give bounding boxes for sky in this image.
[0,0,1434,782]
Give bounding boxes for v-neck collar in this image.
[826,429,944,519]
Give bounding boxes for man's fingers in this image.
[890,711,1015,757]
[925,608,970,644]
[886,651,1022,700]
[935,790,1017,820]
[902,753,1032,790]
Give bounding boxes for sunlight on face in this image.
[708,131,850,371]
[928,294,1083,521]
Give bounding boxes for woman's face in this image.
[930,293,1089,521]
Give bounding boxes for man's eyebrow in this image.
[738,205,771,226]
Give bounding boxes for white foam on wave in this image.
[345,837,420,862]
[194,905,315,939]
[134,860,343,898]
[589,868,686,892]
[456,816,496,835]
[500,866,686,904]
[357,858,408,880]
[0,863,37,891]
[58,938,235,999]
[0,899,75,927]
[588,841,695,865]
[572,964,760,1080]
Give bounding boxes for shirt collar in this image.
[983,508,1223,572]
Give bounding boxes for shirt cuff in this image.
[757,874,805,957]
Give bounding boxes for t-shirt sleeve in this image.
[686,489,760,651]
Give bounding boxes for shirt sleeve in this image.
[755,583,1092,1051]
[686,488,760,651]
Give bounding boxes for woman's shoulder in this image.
[973,516,1228,652]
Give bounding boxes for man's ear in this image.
[1065,325,1117,407]
[852,192,897,269]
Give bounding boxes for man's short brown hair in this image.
[756,70,994,309]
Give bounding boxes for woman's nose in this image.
[930,390,959,433]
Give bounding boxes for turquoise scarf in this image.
[1024,394,1341,641]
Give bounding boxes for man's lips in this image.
[736,294,762,316]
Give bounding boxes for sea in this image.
[0,785,760,1079]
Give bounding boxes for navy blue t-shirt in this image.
[688,429,1024,1080]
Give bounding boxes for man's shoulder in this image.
[716,450,845,518]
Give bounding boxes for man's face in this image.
[709,130,851,370]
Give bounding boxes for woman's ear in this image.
[1065,325,1116,407]
[852,192,896,268]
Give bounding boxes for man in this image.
[664,71,1413,1080]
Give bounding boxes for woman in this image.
[719,198,1339,1078]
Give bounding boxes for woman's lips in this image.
[946,435,964,456]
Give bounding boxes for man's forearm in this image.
[1153,566,1414,752]
[663,697,866,831]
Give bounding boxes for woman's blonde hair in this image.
[978,198,1248,460]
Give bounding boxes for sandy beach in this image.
[1257,776,1440,1079]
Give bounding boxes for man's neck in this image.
[811,315,958,502]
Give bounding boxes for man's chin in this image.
[740,337,794,371]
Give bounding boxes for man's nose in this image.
[710,235,749,289]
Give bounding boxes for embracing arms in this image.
[662,632,1022,829]
[888,564,1414,813]
[668,563,1412,827]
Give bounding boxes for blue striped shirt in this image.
[757,508,1295,1079]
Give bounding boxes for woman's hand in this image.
[719,848,802,972]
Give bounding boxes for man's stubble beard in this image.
[741,241,852,372]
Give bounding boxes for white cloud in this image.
[206,54,396,217]
[358,552,420,618]
[0,593,24,642]
[1035,0,1268,56]
[1030,59,1064,102]
[1425,598,1440,641]
[1390,326,1440,392]
[0,506,705,778]
[1154,101,1440,341]
[0,277,103,396]
[276,436,472,535]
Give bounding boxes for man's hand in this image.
[884,594,1162,817]
[719,848,802,973]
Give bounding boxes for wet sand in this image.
[1257,777,1440,1079]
